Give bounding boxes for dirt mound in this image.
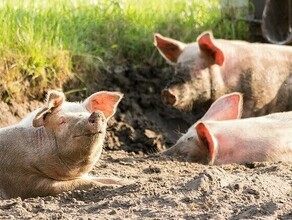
[0,100,41,127]
[101,65,198,153]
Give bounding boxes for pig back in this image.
[217,40,292,117]
[204,115,292,164]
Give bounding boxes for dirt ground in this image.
[0,65,292,219]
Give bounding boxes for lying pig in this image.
[162,92,292,165]
[0,90,124,199]
[154,31,292,117]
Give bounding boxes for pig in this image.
[0,90,125,199]
[162,92,292,165]
[154,31,292,117]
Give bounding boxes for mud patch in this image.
[0,100,41,127]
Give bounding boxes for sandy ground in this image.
[0,150,291,219]
[0,65,292,219]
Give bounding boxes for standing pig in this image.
[162,92,292,165]
[154,31,292,117]
[0,90,125,199]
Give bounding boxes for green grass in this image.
[0,0,249,102]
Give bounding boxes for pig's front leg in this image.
[32,176,126,198]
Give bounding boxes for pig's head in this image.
[154,31,224,111]
[162,92,242,165]
[32,90,123,177]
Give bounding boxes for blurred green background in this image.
[0,0,250,102]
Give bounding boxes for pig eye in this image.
[58,117,67,125]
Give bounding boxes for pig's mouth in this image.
[173,99,194,112]
[73,131,103,138]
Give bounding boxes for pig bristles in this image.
[185,102,194,112]
[175,102,193,112]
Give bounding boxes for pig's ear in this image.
[83,91,124,119]
[201,92,243,121]
[154,33,186,65]
[197,32,224,66]
[33,90,65,127]
[195,122,217,165]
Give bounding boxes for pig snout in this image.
[161,89,177,106]
[87,111,105,133]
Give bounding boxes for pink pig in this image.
[162,92,292,165]
[0,90,126,199]
[154,31,292,117]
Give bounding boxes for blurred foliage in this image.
[0,0,250,102]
